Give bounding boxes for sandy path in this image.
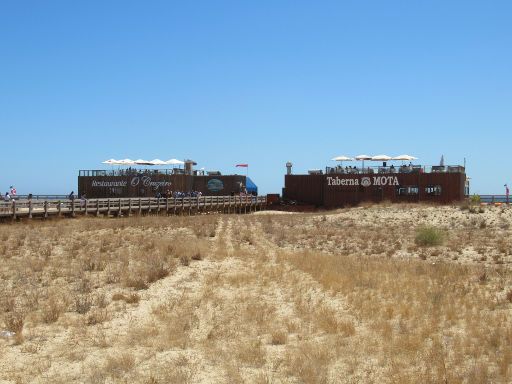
[247,220,386,383]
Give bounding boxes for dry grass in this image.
[1,206,512,382]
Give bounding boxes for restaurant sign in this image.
[130,176,171,188]
[91,176,171,188]
[327,176,399,187]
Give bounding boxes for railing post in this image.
[71,199,75,217]
[84,199,88,215]
[157,197,161,213]
[118,198,122,216]
[96,199,100,216]
[107,198,111,216]
[28,199,33,219]
[128,198,132,216]
[11,200,16,220]
[44,200,48,218]
[148,198,152,213]
[58,200,62,217]
[139,198,142,215]
[166,197,169,214]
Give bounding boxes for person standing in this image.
[9,186,16,197]
[4,192,10,201]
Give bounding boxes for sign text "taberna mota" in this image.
[327,176,400,187]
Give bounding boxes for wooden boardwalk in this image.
[0,196,267,221]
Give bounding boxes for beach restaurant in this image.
[78,158,258,198]
[283,155,468,207]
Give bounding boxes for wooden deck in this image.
[0,196,267,221]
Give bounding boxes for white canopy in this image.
[165,158,185,165]
[392,154,418,161]
[371,155,392,161]
[355,154,372,160]
[331,156,354,161]
[102,159,117,165]
[134,159,152,165]
[149,159,167,166]
[118,159,135,165]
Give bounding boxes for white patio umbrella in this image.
[392,154,418,161]
[371,155,392,167]
[101,159,118,174]
[355,154,372,171]
[331,155,354,167]
[117,158,135,165]
[165,158,185,165]
[149,159,167,166]
[165,159,185,169]
[134,159,152,165]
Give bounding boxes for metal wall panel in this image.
[79,174,251,198]
[285,172,466,207]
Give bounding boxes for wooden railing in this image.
[0,195,267,220]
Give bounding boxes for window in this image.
[397,186,419,196]
[425,185,442,196]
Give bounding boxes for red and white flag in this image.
[236,164,248,168]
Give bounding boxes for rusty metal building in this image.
[78,169,256,198]
[283,165,467,207]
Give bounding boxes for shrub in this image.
[271,330,288,345]
[179,255,190,266]
[415,226,445,247]
[4,311,24,333]
[75,295,93,314]
[42,297,63,323]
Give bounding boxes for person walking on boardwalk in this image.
[68,191,75,200]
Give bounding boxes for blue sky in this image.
[1,1,510,195]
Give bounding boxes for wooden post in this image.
[173,197,177,215]
[96,199,100,216]
[128,198,132,216]
[148,198,152,213]
[139,198,142,215]
[157,198,161,213]
[71,198,75,217]
[107,198,111,216]
[84,199,88,215]
[118,198,122,217]
[181,198,184,216]
[44,200,48,219]
[166,197,169,214]
[11,200,16,220]
[58,200,62,217]
[28,200,33,219]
